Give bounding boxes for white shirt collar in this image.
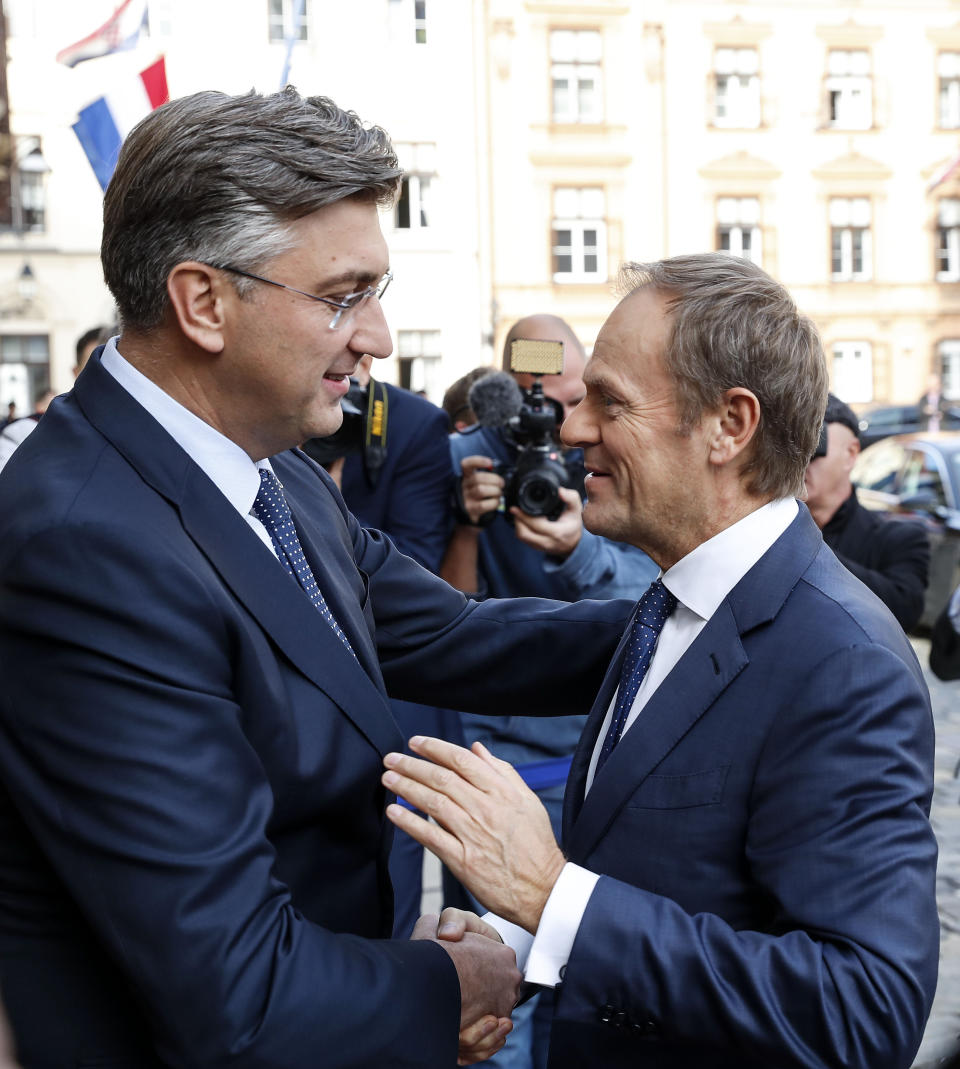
[663,497,799,622]
[100,336,271,517]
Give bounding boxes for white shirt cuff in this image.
[524,862,599,988]
[482,914,535,971]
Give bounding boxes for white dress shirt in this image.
[101,337,279,554]
[489,497,799,986]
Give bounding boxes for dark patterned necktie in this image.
[596,579,677,772]
[251,468,355,656]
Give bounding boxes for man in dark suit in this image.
[383,253,939,1069]
[804,392,929,630]
[0,88,631,1068]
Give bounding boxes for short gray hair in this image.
[102,87,402,330]
[619,253,827,499]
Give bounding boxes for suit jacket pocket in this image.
[626,765,729,810]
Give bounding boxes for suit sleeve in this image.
[0,520,460,1069]
[556,643,938,1069]
[831,520,929,631]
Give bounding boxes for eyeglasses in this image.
[211,264,392,330]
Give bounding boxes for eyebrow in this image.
[315,268,386,292]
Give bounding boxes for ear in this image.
[166,262,228,354]
[843,435,861,473]
[707,387,761,469]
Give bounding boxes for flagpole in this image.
[279,0,306,89]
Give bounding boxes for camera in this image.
[301,378,389,488]
[466,339,585,523]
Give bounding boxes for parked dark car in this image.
[856,401,960,448]
[852,431,960,628]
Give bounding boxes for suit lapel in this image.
[564,509,823,861]
[74,355,403,759]
[565,602,747,860]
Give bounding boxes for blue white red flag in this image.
[71,57,168,190]
[56,0,149,68]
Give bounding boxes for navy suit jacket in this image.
[0,354,630,1068]
[550,509,939,1069]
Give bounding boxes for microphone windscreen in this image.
[468,371,524,427]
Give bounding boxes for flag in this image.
[928,147,960,194]
[71,57,168,191]
[56,0,148,68]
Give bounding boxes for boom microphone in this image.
[468,371,524,428]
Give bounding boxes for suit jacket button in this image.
[599,1003,616,1024]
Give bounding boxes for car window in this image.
[901,449,947,507]
[852,438,905,491]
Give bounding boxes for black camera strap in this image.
[362,378,388,489]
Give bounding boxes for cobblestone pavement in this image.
[914,636,960,1068]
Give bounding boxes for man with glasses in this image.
[0,88,630,1068]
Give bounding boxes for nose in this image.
[348,295,393,361]
[561,396,596,449]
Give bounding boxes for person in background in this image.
[804,392,929,631]
[0,390,56,473]
[386,253,938,1069]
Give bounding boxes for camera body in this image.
[496,379,583,521]
[471,338,584,522]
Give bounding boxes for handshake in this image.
[387,736,569,1066]
[412,907,521,1065]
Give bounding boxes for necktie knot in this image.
[596,578,677,772]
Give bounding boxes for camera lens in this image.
[516,472,561,517]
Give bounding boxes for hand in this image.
[410,913,521,1032]
[511,487,583,558]
[437,907,504,945]
[384,738,566,932]
[459,455,504,525]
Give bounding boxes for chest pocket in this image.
[626,765,729,810]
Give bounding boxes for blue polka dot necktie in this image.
[596,579,678,772]
[251,468,355,656]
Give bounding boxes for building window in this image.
[268,0,308,42]
[388,0,426,44]
[830,197,872,281]
[716,197,762,265]
[0,334,49,414]
[940,340,960,400]
[552,188,606,283]
[940,52,960,129]
[550,29,602,124]
[832,341,873,403]
[937,198,960,280]
[825,49,872,130]
[394,143,435,230]
[713,48,760,128]
[397,330,441,396]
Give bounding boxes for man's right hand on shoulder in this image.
[458,455,505,526]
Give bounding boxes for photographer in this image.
[441,314,657,1069]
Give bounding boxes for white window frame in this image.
[832,341,874,404]
[268,0,308,43]
[550,30,603,124]
[940,339,960,401]
[940,52,960,129]
[825,49,872,130]
[830,197,873,281]
[397,330,442,396]
[551,188,607,283]
[716,196,762,266]
[713,48,760,129]
[937,198,960,281]
[393,143,435,231]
